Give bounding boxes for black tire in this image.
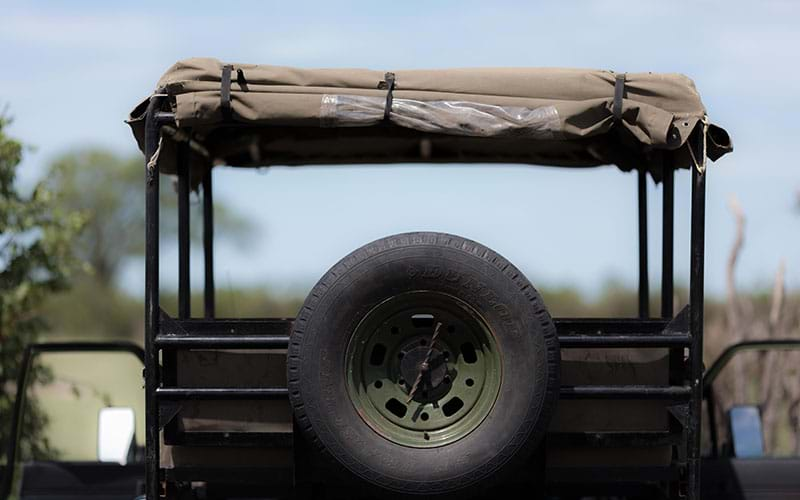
[288,232,559,497]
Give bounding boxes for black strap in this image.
[613,73,626,120]
[236,68,248,90]
[221,64,233,120]
[383,72,396,120]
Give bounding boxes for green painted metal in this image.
[345,291,502,448]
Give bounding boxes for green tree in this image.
[45,149,251,288]
[0,116,85,461]
[37,148,253,340]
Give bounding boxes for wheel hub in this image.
[399,343,447,391]
[345,291,502,448]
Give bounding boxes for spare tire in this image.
[288,232,559,496]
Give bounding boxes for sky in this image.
[1,0,798,300]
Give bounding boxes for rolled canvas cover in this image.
[128,58,731,178]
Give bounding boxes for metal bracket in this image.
[688,116,709,175]
[669,403,691,463]
[668,403,690,428]
[159,401,182,430]
[662,305,689,336]
[159,308,189,336]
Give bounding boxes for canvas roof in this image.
[128,58,731,179]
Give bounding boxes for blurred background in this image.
[1,0,799,465]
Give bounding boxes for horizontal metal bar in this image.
[560,385,692,400]
[157,315,690,350]
[547,465,680,484]
[171,431,292,448]
[170,318,293,337]
[155,388,288,400]
[162,317,680,339]
[553,318,669,335]
[548,431,680,448]
[704,338,800,390]
[155,335,289,348]
[164,466,293,486]
[558,334,690,348]
[28,342,145,363]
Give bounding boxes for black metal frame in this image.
[142,98,709,499]
[0,342,145,500]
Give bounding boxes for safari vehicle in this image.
[126,59,733,500]
[2,58,746,500]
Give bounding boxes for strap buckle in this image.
[380,72,396,121]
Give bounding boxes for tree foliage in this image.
[0,116,85,461]
[45,149,252,287]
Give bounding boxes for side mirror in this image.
[97,407,135,465]
[728,405,764,458]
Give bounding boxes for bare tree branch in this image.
[762,260,786,450]
[726,195,747,402]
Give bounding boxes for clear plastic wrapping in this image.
[320,95,561,139]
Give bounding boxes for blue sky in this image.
[1,1,798,299]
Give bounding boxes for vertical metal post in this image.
[0,347,33,500]
[637,168,650,318]
[687,161,706,499]
[662,157,683,498]
[661,163,675,318]
[144,95,163,500]
[162,142,191,446]
[707,386,719,458]
[202,169,215,319]
[177,143,191,319]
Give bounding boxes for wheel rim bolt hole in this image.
[398,378,405,386]
[465,378,474,387]
[374,380,383,389]
[421,412,429,421]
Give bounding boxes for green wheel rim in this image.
[345,291,502,448]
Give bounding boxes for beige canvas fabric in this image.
[128,58,731,178]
